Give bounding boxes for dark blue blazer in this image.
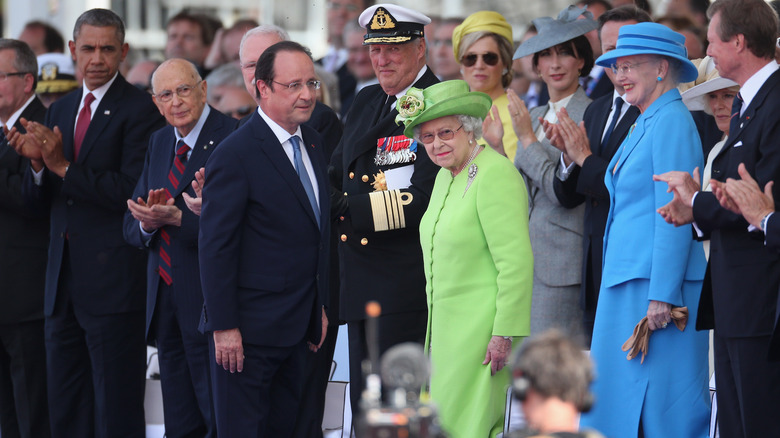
[693,69,780,337]
[24,74,165,316]
[0,97,49,324]
[123,107,237,338]
[199,111,329,347]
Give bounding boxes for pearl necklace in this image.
[452,142,481,177]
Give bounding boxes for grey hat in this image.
[513,6,598,59]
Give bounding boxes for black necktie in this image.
[729,92,744,135]
[377,95,396,122]
[601,96,624,152]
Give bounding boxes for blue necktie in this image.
[601,96,624,152]
[729,92,744,135]
[290,135,320,226]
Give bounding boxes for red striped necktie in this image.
[158,140,190,286]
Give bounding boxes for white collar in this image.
[739,60,779,112]
[174,105,211,146]
[256,105,303,145]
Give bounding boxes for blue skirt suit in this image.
[580,89,710,437]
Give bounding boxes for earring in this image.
[502,68,509,75]
[657,76,663,82]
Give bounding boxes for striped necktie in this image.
[158,140,190,285]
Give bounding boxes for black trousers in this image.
[0,319,50,438]
[209,336,307,437]
[155,281,215,438]
[713,331,780,437]
[45,257,146,438]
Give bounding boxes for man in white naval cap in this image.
[328,3,440,417]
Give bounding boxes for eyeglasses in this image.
[271,80,322,93]
[154,81,202,102]
[610,61,653,76]
[461,52,500,67]
[418,125,463,144]
[0,72,29,81]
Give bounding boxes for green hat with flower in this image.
[396,80,493,139]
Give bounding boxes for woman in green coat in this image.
[396,80,534,437]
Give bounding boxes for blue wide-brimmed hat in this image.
[595,22,698,83]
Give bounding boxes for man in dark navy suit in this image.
[656,1,780,435]
[552,5,651,346]
[8,9,165,438]
[198,41,329,436]
[0,38,50,438]
[711,163,780,362]
[124,58,236,438]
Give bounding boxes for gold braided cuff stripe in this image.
[368,190,414,231]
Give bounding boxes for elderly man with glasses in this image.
[123,57,236,438]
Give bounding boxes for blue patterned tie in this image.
[290,135,320,226]
[729,92,744,135]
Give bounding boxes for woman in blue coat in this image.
[559,23,710,437]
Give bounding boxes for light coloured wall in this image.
[4,0,671,60]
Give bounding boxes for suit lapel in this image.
[604,105,640,159]
[171,109,225,198]
[304,131,329,233]
[77,77,126,163]
[251,113,320,227]
[715,69,780,161]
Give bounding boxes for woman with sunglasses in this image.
[396,80,533,437]
[500,6,596,339]
[451,11,519,161]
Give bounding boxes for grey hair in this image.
[239,25,289,56]
[412,114,483,141]
[0,39,38,89]
[150,58,202,95]
[204,63,244,101]
[73,9,125,44]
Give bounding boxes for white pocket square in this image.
[733,141,743,148]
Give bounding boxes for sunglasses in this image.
[461,52,500,67]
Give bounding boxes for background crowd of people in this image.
[1,0,780,437]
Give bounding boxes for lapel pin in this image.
[209,140,214,144]
[104,110,111,115]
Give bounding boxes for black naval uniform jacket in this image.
[330,67,439,321]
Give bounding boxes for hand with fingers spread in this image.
[481,106,507,156]
[182,168,205,216]
[555,107,592,167]
[723,163,775,230]
[507,89,537,149]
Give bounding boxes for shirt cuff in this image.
[557,153,576,181]
[139,222,156,246]
[690,191,704,238]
